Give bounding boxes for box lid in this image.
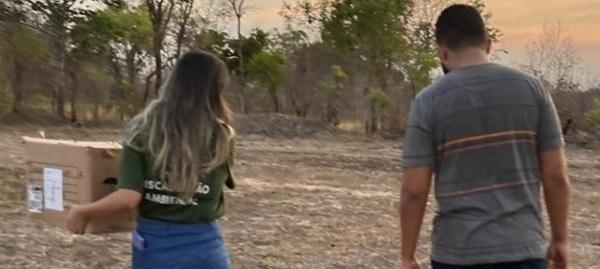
[22,136,122,149]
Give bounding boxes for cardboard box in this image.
[22,137,136,233]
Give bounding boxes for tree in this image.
[523,21,578,87]
[275,27,319,118]
[320,0,411,133]
[586,98,600,132]
[282,42,339,118]
[468,0,502,43]
[197,0,223,29]
[522,21,582,133]
[406,0,502,95]
[69,10,117,122]
[408,0,448,51]
[173,0,195,59]
[247,51,287,113]
[280,0,324,40]
[405,0,449,94]
[225,28,270,72]
[369,88,390,109]
[22,0,97,118]
[145,0,175,98]
[192,28,231,56]
[322,65,347,125]
[274,28,309,56]
[222,28,270,112]
[408,0,502,49]
[0,24,50,113]
[117,8,153,108]
[223,0,254,113]
[70,5,152,120]
[0,2,50,114]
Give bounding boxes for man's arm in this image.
[539,148,570,242]
[533,77,570,268]
[539,148,571,269]
[401,95,435,268]
[401,166,433,266]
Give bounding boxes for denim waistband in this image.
[136,217,221,237]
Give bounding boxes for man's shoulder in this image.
[491,64,538,82]
[415,79,448,102]
[417,64,538,98]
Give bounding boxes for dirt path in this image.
[0,126,598,268]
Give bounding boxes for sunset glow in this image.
[244,0,600,72]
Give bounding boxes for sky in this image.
[240,0,600,79]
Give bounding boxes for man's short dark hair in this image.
[435,4,488,50]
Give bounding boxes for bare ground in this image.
[0,122,598,269]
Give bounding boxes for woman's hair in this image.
[124,51,234,200]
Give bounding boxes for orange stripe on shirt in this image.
[436,179,539,198]
[438,130,536,151]
[442,139,536,156]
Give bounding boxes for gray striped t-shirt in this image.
[402,63,564,265]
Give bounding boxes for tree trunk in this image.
[327,104,340,126]
[562,119,573,136]
[153,43,162,97]
[147,0,175,99]
[93,103,100,120]
[290,98,301,117]
[175,26,185,60]
[126,46,138,92]
[69,72,78,123]
[175,0,193,59]
[363,86,378,134]
[301,106,309,118]
[11,59,24,114]
[369,104,378,133]
[125,47,139,115]
[326,100,334,123]
[237,15,247,114]
[143,73,153,105]
[53,36,67,119]
[238,91,245,114]
[269,87,280,113]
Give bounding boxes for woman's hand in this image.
[67,205,90,235]
[65,189,141,234]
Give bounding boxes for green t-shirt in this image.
[117,140,235,223]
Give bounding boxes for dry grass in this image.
[0,123,598,268]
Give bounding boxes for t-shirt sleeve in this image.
[535,80,565,151]
[117,145,146,193]
[228,138,235,166]
[402,97,436,168]
[225,139,236,189]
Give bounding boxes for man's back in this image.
[403,63,564,265]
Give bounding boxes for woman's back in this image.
[67,51,236,269]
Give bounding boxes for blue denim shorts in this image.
[132,217,231,269]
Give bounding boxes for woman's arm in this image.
[67,189,142,234]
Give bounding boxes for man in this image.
[400,4,571,269]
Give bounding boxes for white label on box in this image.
[27,185,43,213]
[43,168,64,211]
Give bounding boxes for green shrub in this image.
[369,88,390,108]
[585,98,600,130]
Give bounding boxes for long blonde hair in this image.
[125,51,234,199]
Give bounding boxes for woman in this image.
[67,51,236,269]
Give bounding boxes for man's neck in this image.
[454,48,490,69]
